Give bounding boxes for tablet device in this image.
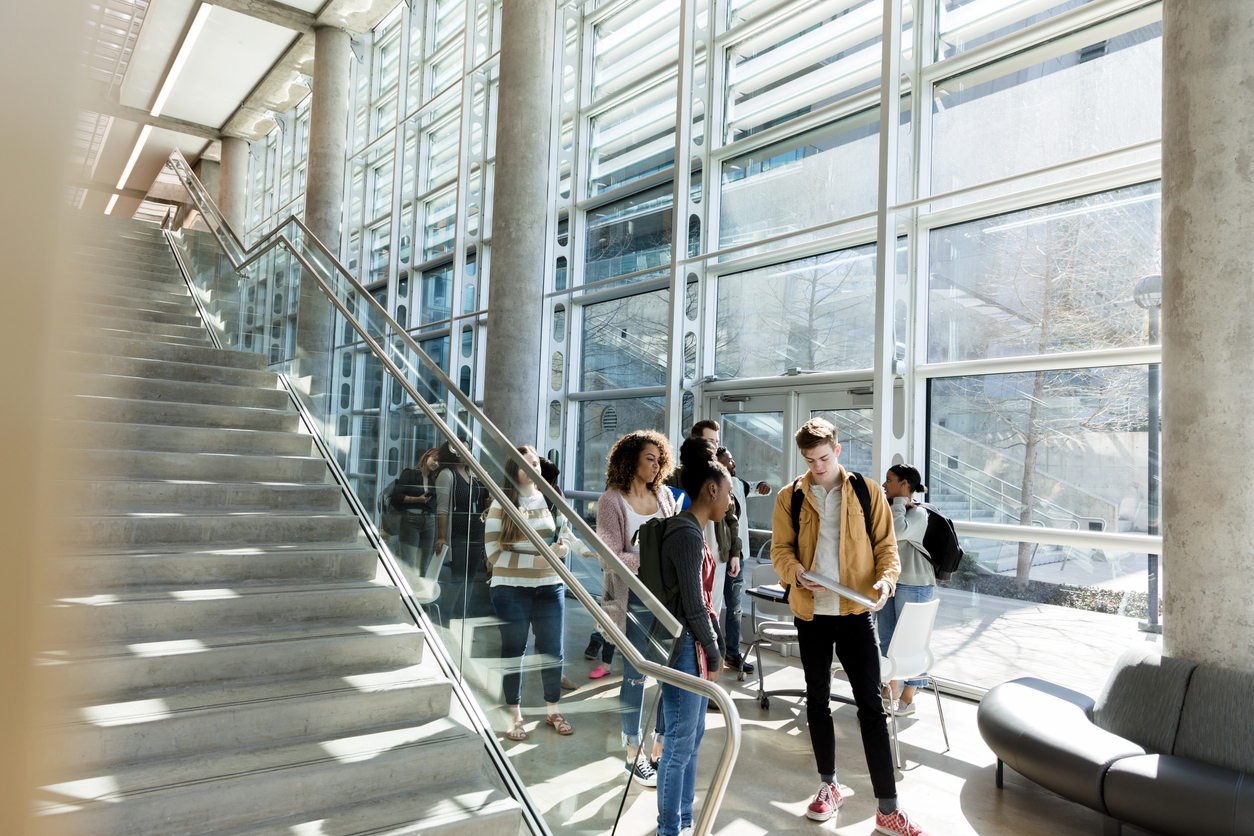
[797,570,877,609]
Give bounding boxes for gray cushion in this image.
[1174,665,1254,774]
[977,678,1143,814]
[1092,643,1195,754]
[1104,754,1254,836]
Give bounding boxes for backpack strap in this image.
[845,471,876,543]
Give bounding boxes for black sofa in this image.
[977,644,1254,836]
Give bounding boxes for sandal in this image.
[589,664,610,679]
[547,713,574,735]
[506,718,527,741]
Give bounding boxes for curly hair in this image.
[605,430,674,494]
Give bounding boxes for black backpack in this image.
[919,504,964,580]
[789,471,876,544]
[632,513,692,609]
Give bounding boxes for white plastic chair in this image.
[879,597,949,767]
[745,559,805,709]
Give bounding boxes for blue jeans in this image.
[620,590,655,745]
[723,565,744,655]
[876,583,936,688]
[489,583,566,705]
[656,630,707,836]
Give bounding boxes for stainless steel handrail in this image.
[163,148,681,637]
[162,149,741,836]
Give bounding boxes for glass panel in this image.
[574,397,667,492]
[589,80,676,195]
[421,263,454,325]
[372,155,395,218]
[720,411,784,530]
[369,222,391,286]
[426,117,460,189]
[584,183,673,287]
[929,365,1152,536]
[581,289,669,391]
[724,0,889,141]
[592,0,679,102]
[720,108,880,248]
[927,182,1162,363]
[424,189,457,260]
[432,0,467,51]
[939,0,1099,58]
[715,244,877,378]
[931,20,1162,194]
[932,534,1162,692]
[809,407,873,477]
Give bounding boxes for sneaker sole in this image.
[805,799,842,821]
[631,773,658,789]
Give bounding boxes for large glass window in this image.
[580,289,670,391]
[715,244,877,378]
[928,182,1162,363]
[574,397,666,491]
[931,18,1162,194]
[584,183,674,286]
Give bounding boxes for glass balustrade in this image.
[155,150,737,836]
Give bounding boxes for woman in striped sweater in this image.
[484,445,574,740]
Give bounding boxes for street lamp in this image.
[1134,274,1162,634]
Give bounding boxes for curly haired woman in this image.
[595,429,676,787]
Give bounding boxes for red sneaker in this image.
[875,808,930,836]
[805,781,843,822]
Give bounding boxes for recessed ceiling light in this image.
[150,3,214,118]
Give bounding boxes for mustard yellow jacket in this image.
[769,466,900,619]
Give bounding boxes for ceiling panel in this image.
[159,7,299,128]
[120,0,197,111]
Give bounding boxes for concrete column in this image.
[194,158,220,205]
[1161,1,1254,673]
[218,136,249,236]
[481,0,555,444]
[295,25,351,410]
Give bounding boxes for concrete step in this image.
[76,335,268,371]
[72,353,280,389]
[214,781,524,836]
[82,289,200,317]
[74,394,300,432]
[78,325,214,348]
[69,245,178,270]
[71,312,211,343]
[70,479,344,514]
[77,300,203,328]
[70,240,176,261]
[58,578,398,640]
[71,260,185,285]
[75,420,313,456]
[84,272,194,300]
[54,659,453,774]
[48,620,426,701]
[61,542,379,589]
[78,448,326,482]
[39,717,483,836]
[73,372,290,410]
[64,510,360,548]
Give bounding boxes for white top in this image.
[810,481,844,616]
[624,504,663,554]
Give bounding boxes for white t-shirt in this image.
[810,481,843,616]
[624,504,664,553]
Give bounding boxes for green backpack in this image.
[631,512,700,608]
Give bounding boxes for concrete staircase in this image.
[39,214,524,836]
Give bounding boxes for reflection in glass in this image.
[928,182,1161,363]
[715,245,876,378]
[585,183,673,287]
[575,398,666,492]
[581,289,669,391]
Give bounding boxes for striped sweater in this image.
[483,492,570,587]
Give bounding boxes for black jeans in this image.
[794,612,896,800]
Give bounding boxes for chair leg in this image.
[754,642,766,700]
[931,678,950,754]
[890,703,902,769]
[996,758,1003,789]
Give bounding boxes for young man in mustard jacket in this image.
[770,418,930,836]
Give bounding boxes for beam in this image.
[73,181,149,200]
[90,98,222,141]
[213,0,316,33]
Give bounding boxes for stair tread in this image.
[42,714,474,804]
[59,618,422,664]
[74,393,293,417]
[60,658,444,725]
[208,781,519,836]
[64,540,378,557]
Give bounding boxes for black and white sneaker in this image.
[629,752,658,788]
